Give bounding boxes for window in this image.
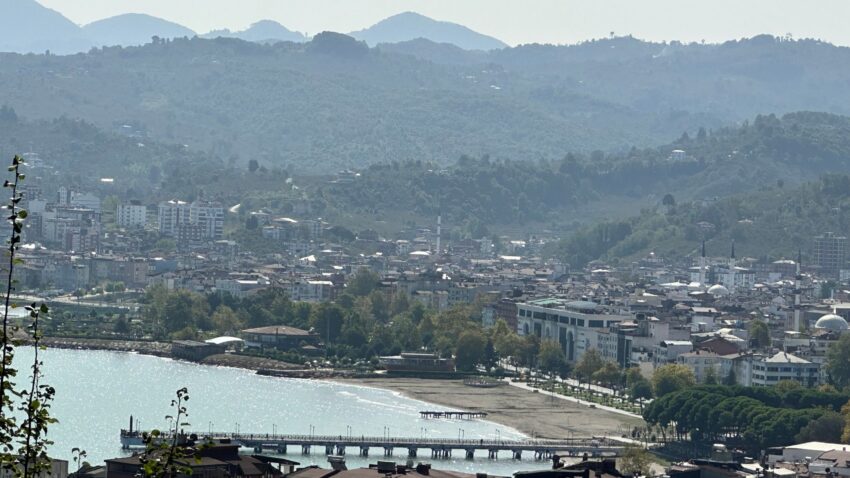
[519,309,527,317]
[533,311,545,319]
[559,316,569,324]
[577,319,585,327]
[588,320,604,328]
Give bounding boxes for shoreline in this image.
[335,377,644,440]
[40,337,644,440]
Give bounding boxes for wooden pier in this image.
[419,411,488,419]
[120,429,625,461]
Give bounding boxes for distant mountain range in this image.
[4,33,850,174]
[0,0,506,53]
[349,12,507,50]
[200,20,307,44]
[84,13,196,47]
[0,0,89,54]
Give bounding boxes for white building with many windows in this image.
[158,200,190,236]
[516,298,631,364]
[190,200,225,240]
[117,203,147,228]
[750,351,820,387]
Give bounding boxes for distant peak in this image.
[350,11,507,50]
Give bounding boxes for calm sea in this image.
[9,347,552,476]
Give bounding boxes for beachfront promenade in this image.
[119,429,626,460]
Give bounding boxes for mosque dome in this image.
[815,314,850,331]
[707,284,730,297]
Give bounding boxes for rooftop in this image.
[242,325,311,336]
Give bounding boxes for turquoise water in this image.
[10,348,543,475]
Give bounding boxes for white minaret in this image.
[436,215,441,255]
[699,240,707,286]
[793,249,802,332]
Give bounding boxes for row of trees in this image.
[643,384,850,452]
[141,269,556,368]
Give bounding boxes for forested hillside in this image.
[310,112,850,233]
[549,173,850,267]
[3,34,850,172]
[0,108,214,196]
[5,108,850,246]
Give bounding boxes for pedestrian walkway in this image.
[506,379,643,420]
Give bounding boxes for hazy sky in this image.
[38,0,850,47]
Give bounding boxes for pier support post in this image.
[384,447,393,457]
[407,448,417,458]
[488,449,497,459]
[277,446,287,454]
[465,449,475,460]
[336,445,346,455]
[360,447,369,457]
[302,445,311,455]
[326,445,334,455]
[512,450,522,460]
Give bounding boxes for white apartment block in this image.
[190,200,225,240]
[117,203,147,228]
[158,200,190,236]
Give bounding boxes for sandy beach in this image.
[338,377,644,440]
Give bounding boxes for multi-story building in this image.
[814,232,847,277]
[157,200,190,236]
[750,351,820,387]
[176,223,205,250]
[679,351,822,388]
[190,200,224,240]
[516,298,631,363]
[70,191,101,213]
[677,350,726,383]
[117,202,147,228]
[287,280,335,302]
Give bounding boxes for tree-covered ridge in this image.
[4,35,850,171]
[0,35,659,172]
[311,112,850,231]
[549,171,850,267]
[315,157,592,226]
[643,384,849,452]
[0,111,217,195]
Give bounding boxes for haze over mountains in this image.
[200,20,307,44]
[0,0,508,53]
[83,13,195,48]
[2,30,849,174]
[349,12,507,50]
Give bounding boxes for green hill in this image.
[548,174,850,267]
[305,112,850,233]
[4,35,850,172]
